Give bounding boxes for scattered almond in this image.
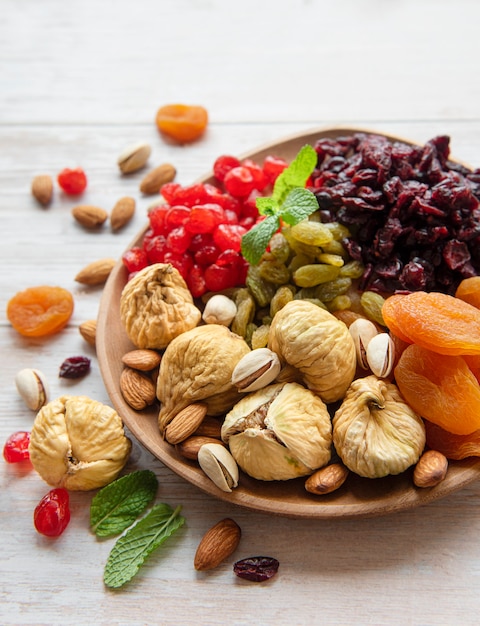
[194,518,241,571]
[72,204,108,229]
[140,163,176,195]
[176,435,225,461]
[413,450,448,488]
[31,174,53,206]
[305,463,349,495]
[110,196,136,231]
[120,367,156,410]
[79,320,97,346]
[75,258,116,285]
[193,416,223,439]
[164,403,208,445]
[117,141,151,174]
[122,349,161,371]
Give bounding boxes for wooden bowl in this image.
[97,126,480,519]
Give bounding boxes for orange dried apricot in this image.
[424,420,480,460]
[464,354,480,384]
[155,104,208,143]
[382,291,480,355]
[455,276,480,309]
[394,344,480,435]
[7,286,74,337]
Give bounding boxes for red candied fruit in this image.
[166,225,192,254]
[224,166,256,198]
[262,155,288,183]
[34,488,71,538]
[160,182,182,204]
[242,159,268,191]
[194,244,220,266]
[164,251,194,279]
[185,204,225,234]
[213,223,247,252]
[144,234,168,263]
[204,264,238,292]
[165,205,191,229]
[148,204,170,235]
[186,264,207,298]
[3,431,31,463]
[57,167,87,195]
[213,155,241,182]
[122,247,148,273]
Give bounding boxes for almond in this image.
[79,320,97,346]
[193,416,223,439]
[164,403,208,445]
[120,367,156,410]
[139,163,176,195]
[31,174,53,206]
[110,196,136,231]
[176,435,226,461]
[72,204,108,229]
[74,258,116,285]
[117,141,151,174]
[305,463,349,495]
[413,450,448,488]
[194,518,241,571]
[122,349,161,371]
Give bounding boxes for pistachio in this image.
[202,294,237,326]
[117,141,151,174]
[231,348,281,393]
[15,368,49,411]
[366,332,395,378]
[348,318,379,369]
[197,443,239,492]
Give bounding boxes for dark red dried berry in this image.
[233,556,279,582]
[59,356,91,379]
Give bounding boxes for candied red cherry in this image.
[242,159,268,191]
[122,247,148,273]
[262,155,288,183]
[216,249,241,266]
[57,167,87,195]
[144,234,168,263]
[223,209,239,225]
[194,244,220,266]
[164,251,194,279]
[148,204,170,235]
[186,264,207,298]
[241,190,262,220]
[173,183,210,208]
[213,155,241,182]
[165,205,190,229]
[34,488,71,538]
[160,182,182,204]
[189,232,214,252]
[3,431,30,463]
[204,264,236,292]
[223,166,256,198]
[185,203,225,234]
[166,225,192,254]
[213,223,247,252]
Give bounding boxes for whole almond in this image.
[176,435,226,461]
[413,450,448,488]
[122,349,161,371]
[117,141,151,174]
[75,258,116,285]
[193,416,223,439]
[194,518,241,571]
[110,196,136,231]
[31,174,53,206]
[120,367,156,410]
[140,163,176,195]
[79,320,97,346]
[72,204,108,229]
[165,403,208,445]
[305,463,349,495]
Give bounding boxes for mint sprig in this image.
[241,144,319,265]
[90,470,158,538]
[103,503,185,589]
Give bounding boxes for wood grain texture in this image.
[1,1,480,625]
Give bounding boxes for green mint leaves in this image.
[103,504,185,589]
[241,144,319,265]
[90,470,158,538]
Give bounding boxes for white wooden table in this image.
[1,1,480,624]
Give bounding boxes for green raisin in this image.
[339,260,365,279]
[316,252,345,267]
[258,259,291,285]
[314,277,352,302]
[323,222,351,240]
[270,285,295,318]
[288,253,315,273]
[360,291,386,326]
[290,220,334,246]
[246,266,277,308]
[269,232,291,264]
[251,324,270,349]
[326,294,352,311]
[231,288,256,337]
[320,239,348,257]
[293,264,340,288]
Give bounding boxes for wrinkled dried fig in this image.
[120,263,201,350]
[268,300,356,403]
[157,324,250,433]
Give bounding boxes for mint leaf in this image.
[103,504,185,589]
[255,196,278,216]
[90,470,158,538]
[280,187,319,225]
[241,215,280,265]
[271,144,317,205]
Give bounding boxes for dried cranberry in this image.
[57,167,87,195]
[233,556,279,582]
[59,356,91,379]
[3,431,30,463]
[34,488,70,537]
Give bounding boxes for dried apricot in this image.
[395,344,480,435]
[7,286,74,337]
[464,354,480,384]
[455,276,480,309]
[424,420,480,460]
[382,291,480,355]
[155,104,208,143]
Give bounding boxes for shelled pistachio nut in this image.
[197,443,239,492]
[15,368,49,411]
[231,348,281,393]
